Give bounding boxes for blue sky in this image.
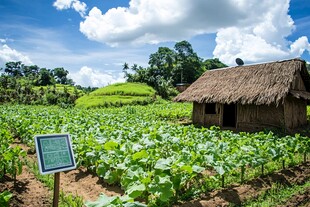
[0,0,309,87]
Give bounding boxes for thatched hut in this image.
[174,58,310,131]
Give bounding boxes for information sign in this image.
[35,134,76,175]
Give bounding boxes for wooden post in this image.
[53,172,60,207]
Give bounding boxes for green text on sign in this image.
[35,134,76,175]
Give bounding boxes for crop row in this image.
[0,103,309,206]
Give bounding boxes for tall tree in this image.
[4,61,23,77]
[148,47,175,80]
[173,40,204,84]
[36,68,55,86]
[52,67,69,84]
[22,65,40,78]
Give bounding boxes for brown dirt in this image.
[60,167,124,202]
[176,162,310,207]
[0,166,51,207]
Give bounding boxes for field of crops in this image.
[0,102,309,206]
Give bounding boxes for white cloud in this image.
[0,44,32,66]
[69,66,126,87]
[77,0,309,64]
[80,0,248,46]
[72,1,87,17]
[213,0,310,65]
[53,0,72,10]
[53,0,87,17]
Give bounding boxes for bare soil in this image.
[60,167,124,201]
[0,166,51,207]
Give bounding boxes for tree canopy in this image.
[123,40,227,98]
[0,61,82,106]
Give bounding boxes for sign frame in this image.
[35,133,76,175]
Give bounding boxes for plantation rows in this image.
[0,103,309,206]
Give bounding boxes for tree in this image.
[204,58,227,70]
[22,65,40,78]
[52,67,69,84]
[123,41,228,98]
[36,68,55,86]
[173,40,204,84]
[4,61,23,77]
[148,47,175,80]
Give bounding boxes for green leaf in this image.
[180,165,193,174]
[154,158,172,171]
[84,194,112,207]
[104,141,119,151]
[132,150,148,160]
[214,165,225,175]
[0,191,12,207]
[149,175,174,202]
[126,183,146,199]
[124,202,147,207]
[192,165,205,173]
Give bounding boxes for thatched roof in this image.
[174,58,310,105]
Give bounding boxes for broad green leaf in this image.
[104,141,119,151]
[126,183,146,199]
[214,165,225,175]
[154,158,172,171]
[132,150,148,160]
[192,165,205,173]
[149,175,174,202]
[180,165,192,174]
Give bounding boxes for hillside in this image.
[75,82,157,108]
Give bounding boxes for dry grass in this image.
[174,58,310,105]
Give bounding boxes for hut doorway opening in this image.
[223,103,236,127]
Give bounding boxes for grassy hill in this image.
[75,82,157,108]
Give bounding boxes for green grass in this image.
[90,82,155,96]
[242,180,310,207]
[75,82,157,108]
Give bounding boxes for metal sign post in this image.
[35,134,76,207]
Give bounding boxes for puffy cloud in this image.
[0,44,32,66]
[213,0,310,65]
[80,0,248,46]
[78,0,309,64]
[69,66,126,87]
[53,0,87,17]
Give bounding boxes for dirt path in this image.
[0,166,51,207]
[59,167,124,202]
